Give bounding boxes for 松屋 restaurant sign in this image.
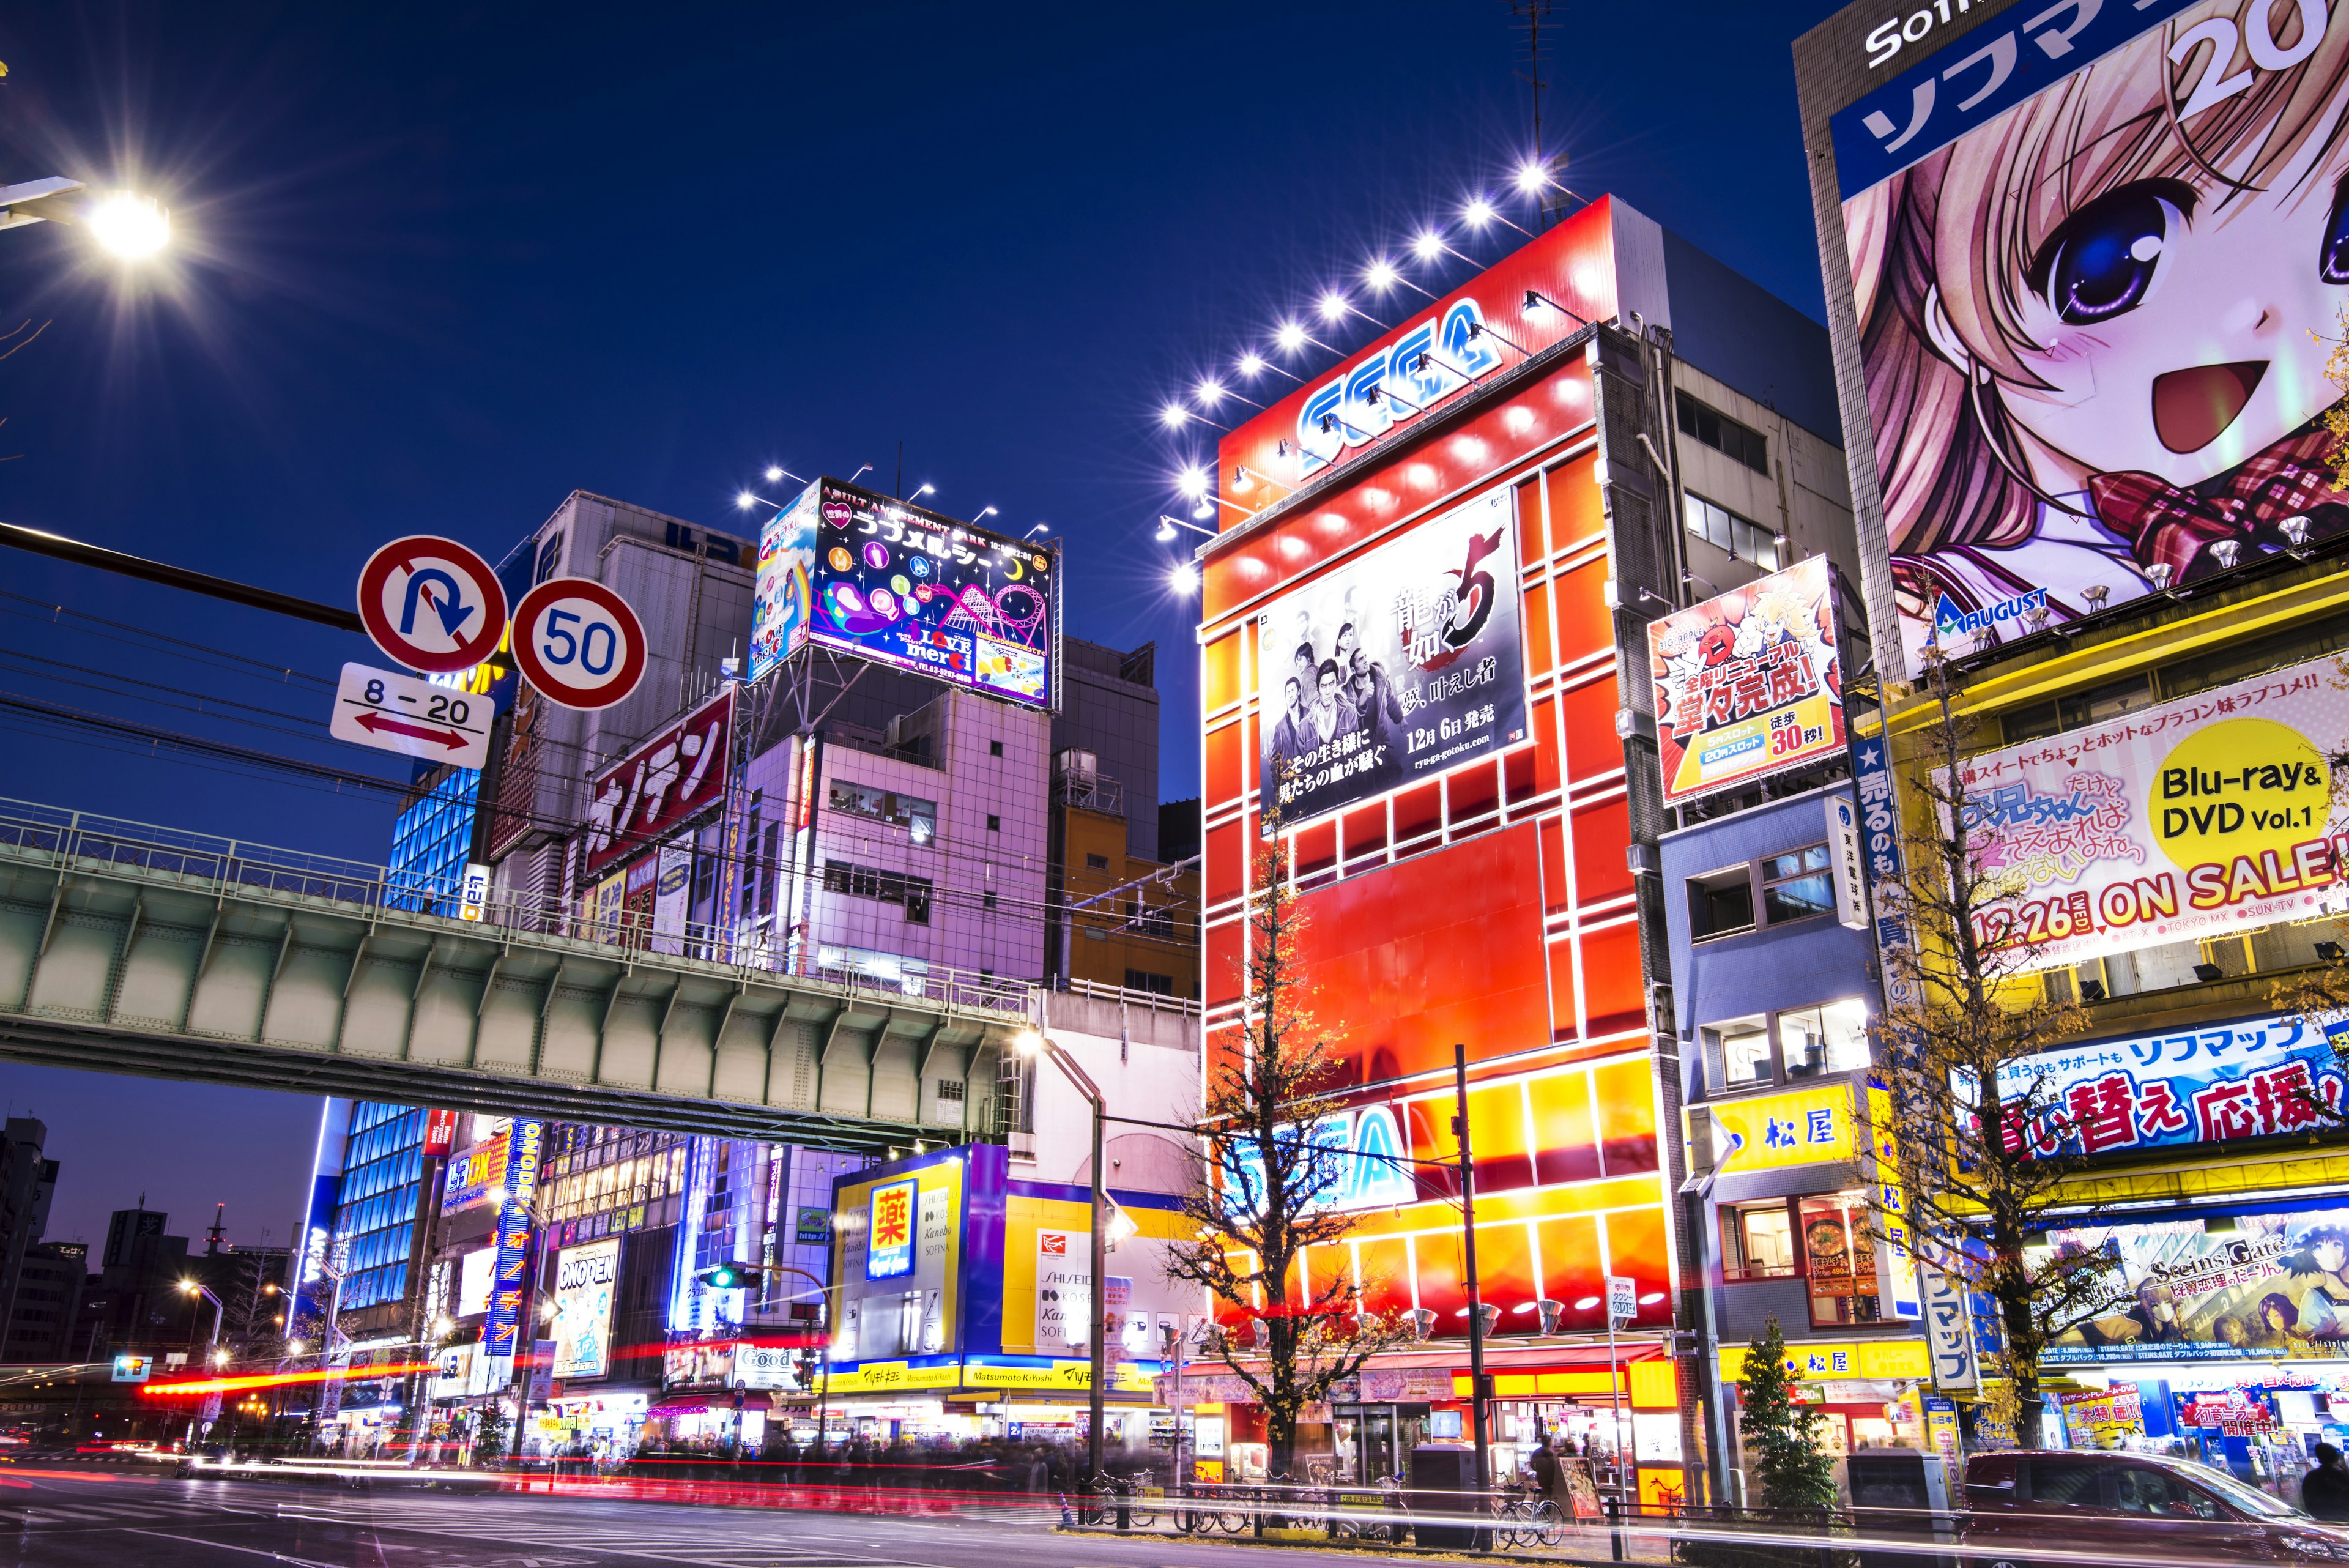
[1697,1083,1857,1176]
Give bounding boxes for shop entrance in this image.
[1332,1403,1428,1485]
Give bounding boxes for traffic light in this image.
[697,1262,754,1289]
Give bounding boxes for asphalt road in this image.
[0,1468,1561,1568]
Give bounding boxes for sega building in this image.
[1193,196,1858,1505]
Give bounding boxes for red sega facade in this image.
[1195,198,1696,1504]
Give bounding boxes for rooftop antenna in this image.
[1509,1,1568,229]
[206,1203,226,1255]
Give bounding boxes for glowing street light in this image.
[1364,255,1436,302]
[1169,562,1201,596]
[1463,195,1534,239]
[1160,401,1190,429]
[1514,158,1551,195]
[972,505,1000,524]
[0,179,173,261]
[1175,466,1211,502]
[911,483,936,502]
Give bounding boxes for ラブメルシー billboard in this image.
[1646,557,1846,804]
[1254,486,1526,830]
[751,478,1058,708]
[1814,0,2349,673]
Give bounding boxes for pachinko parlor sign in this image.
[1957,654,2349,970]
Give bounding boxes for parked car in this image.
[1964,1449,2349,1562]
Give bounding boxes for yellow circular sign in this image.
[2152,716,2329,869]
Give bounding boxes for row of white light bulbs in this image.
[1156,160,1564,438]
[729,464,1052,541]
[1151,159,1569,598]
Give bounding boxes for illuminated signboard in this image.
[443,1131,510,1214]
[422,1108,459,1158]
[456,1246,495,1318]
[1953,653,2349,973]
[1696,1083,1857,1177]
[2047,1204,2349,1364]
[1994,1009,2346,1159]
[751,478,1059,710]
[552,1238,622,1380]
[1646,557,1845,805]
[1806,0,2349,675]
[580,688,733,882]
[866,1178,917,1280]
[1253,487,1526,831]
[483,1118,544,1360]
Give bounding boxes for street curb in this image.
[1051,1523,1623,1566]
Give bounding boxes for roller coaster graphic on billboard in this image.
[749,477,1059,710]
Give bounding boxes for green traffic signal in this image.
[697,1262,749,1288]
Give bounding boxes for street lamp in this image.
[179,1280,226,1446]
[0,179,173,259]
[1015,1027,1108,1482]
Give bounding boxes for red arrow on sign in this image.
[355,711,469,751]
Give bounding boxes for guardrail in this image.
[0,795,1031,1017]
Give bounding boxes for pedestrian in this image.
[1529,1435,1560,1503]
[2306,1443,2349,1521]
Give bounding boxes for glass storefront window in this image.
[1776,998,1870,1079]
[1798,1194,1880,1328]
[1723,1203,1795,1280]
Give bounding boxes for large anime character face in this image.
[1987,119,2349,489]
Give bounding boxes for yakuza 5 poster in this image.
[1827,0,2349,674]
[1255,488,1526,831]
[1646,557,1844,805]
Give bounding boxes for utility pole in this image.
[1453,1044,1491,1499]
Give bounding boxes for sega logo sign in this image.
[1297,299,1505,479]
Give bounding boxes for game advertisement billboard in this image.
[1253,487,1526,831]
[1821,0,2349,675]
[749,481,820,683]
[551,1238,622,1380]
[1953,652,2349,971]
[1646,557,1845,804]
[793,479,1057,709]
[2048,1205,2349,1363]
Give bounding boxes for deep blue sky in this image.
[0,2,1839,1249]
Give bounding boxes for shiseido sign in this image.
[581,687,733,880]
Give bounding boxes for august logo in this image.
[1934,588,2047,643]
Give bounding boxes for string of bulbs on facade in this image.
[1147,157,1576,600]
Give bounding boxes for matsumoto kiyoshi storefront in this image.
[811,1145,1195,1446]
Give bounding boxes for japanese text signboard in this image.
[1647,558,1846,804]
[2049,1205,2349,1364]
[1805,0,2349,675]
[1699,1083,1857,1176]
[483,1119,544,1361]
[751,478,1058,709]
[866,1179,916,1280]
[1955,654,2349,973]
[1253,487,1527,831]
[1995,1009,2345,1159]
[580,688,732,882]
[1920,1266,1978,1390]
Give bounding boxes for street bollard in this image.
[1607,1493,1625,1563]
[1117,1486,1130,1534]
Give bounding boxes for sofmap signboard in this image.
[1647,557,1846,804]
[752,478,1059,709]
[580,688,733,882]
[1956,655,2349,972]
[1994,1010,2344,1158]
[1809,0,2349,674]
[1253,488,1526,830]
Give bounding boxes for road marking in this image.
[123,1527,343,1568]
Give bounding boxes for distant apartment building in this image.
[3,1241,86,1362]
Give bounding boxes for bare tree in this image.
[1167,792,1406,1477]
[1866,651,2118,1440]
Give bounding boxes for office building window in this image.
[1125,970,1176,996]
[1689,844,1835,940]
[1683,492,1779,570]
[823,860,933,923]
[1675,391,1770,473]
[987,814,1001,832]
[828,781,937,844]
[1701,997,1871,1093]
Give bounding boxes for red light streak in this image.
[139,1361,437,1398]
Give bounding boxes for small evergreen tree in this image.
[470,1402,507,1466]
[1737,1318,1836,1516]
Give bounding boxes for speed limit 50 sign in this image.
[510,577,647,710]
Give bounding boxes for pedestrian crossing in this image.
[269,1493,951,1567]
[6,1495,226,1529]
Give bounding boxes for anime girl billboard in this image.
[1832,0,2349,671]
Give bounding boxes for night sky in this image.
[0,2,1840,1250]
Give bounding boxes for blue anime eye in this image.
[2030,181,2195,326]
[2323,177,2349,284]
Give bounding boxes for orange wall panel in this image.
[1556,557,1612,664]
[1203,632,1242,713]
[1579,923,1646,1038]
[1293,823,1549,1086]
[1205,721,1244,809]
[1571,798,1634,906]
[1603,1205,1674,1329]
[1516,475,1545,565]
[1546,940,1578,1040]
[1593,1058,1660,1176]
[1528,1071,1601,1186]
[1206,920,1244,1008]
[1522,582,1554,678]
[1475,1221,1540,1325]
[1356,1236,1416,1320]
[1536,1214,1607,1332]
[1206,820,1245,906]
[1545,456,1605,552]
[1557,676,1620,783]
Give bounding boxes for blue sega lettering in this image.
[1297,300,1505,478]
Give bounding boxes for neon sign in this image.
[1297,300,1505,478]
[1220,1105,1418,1216]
